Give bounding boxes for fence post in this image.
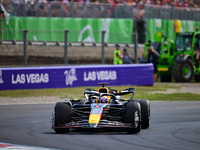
[64,30,69,64]
[133,32,138,63]
[23,30,28,66]
[101,31,106,64]
[0,8,3,45]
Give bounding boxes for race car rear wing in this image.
[112,88,135,100]
[84,88,135,101]
[84,88,135,95]
[111,88,135,96]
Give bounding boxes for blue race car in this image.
[51,83,150,134]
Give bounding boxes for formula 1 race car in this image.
[51,83,150,134]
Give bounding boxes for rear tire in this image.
[134,99,150,129]
[54,102,71,133]
[125,101,141,134]
[173,59,194,82]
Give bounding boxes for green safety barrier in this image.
[146,19,200,42]
[3,17,133,43]
[3,17,200,44]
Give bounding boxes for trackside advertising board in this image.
[3,17,133,43]
[0,64,154,91]
[146,19,200,42]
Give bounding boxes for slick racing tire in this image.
[125,101,141,134]
[173,59,194,82]
[134,99,150,129]
[54,102,71,133]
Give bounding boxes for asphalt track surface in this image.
[0,101,200,150]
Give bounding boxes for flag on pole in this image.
[0,4,10,25]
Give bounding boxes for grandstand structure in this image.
[1,1,200,19]
[2,1,200,44]
[145,5,200,20]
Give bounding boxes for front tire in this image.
[54,102,71,133]
[134,99,150,129]
[125,101,141,134]
[173,59,194,82]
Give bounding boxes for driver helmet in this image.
[100,96,108,103]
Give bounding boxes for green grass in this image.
[0,84,199,101]
[133,93,200,101]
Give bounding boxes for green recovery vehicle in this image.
[142,29,200,82]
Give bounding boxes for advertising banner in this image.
[3,17,133,43]
[0,64,154,91]
[146,19,200,42]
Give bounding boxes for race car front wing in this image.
[52,119,136,129]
